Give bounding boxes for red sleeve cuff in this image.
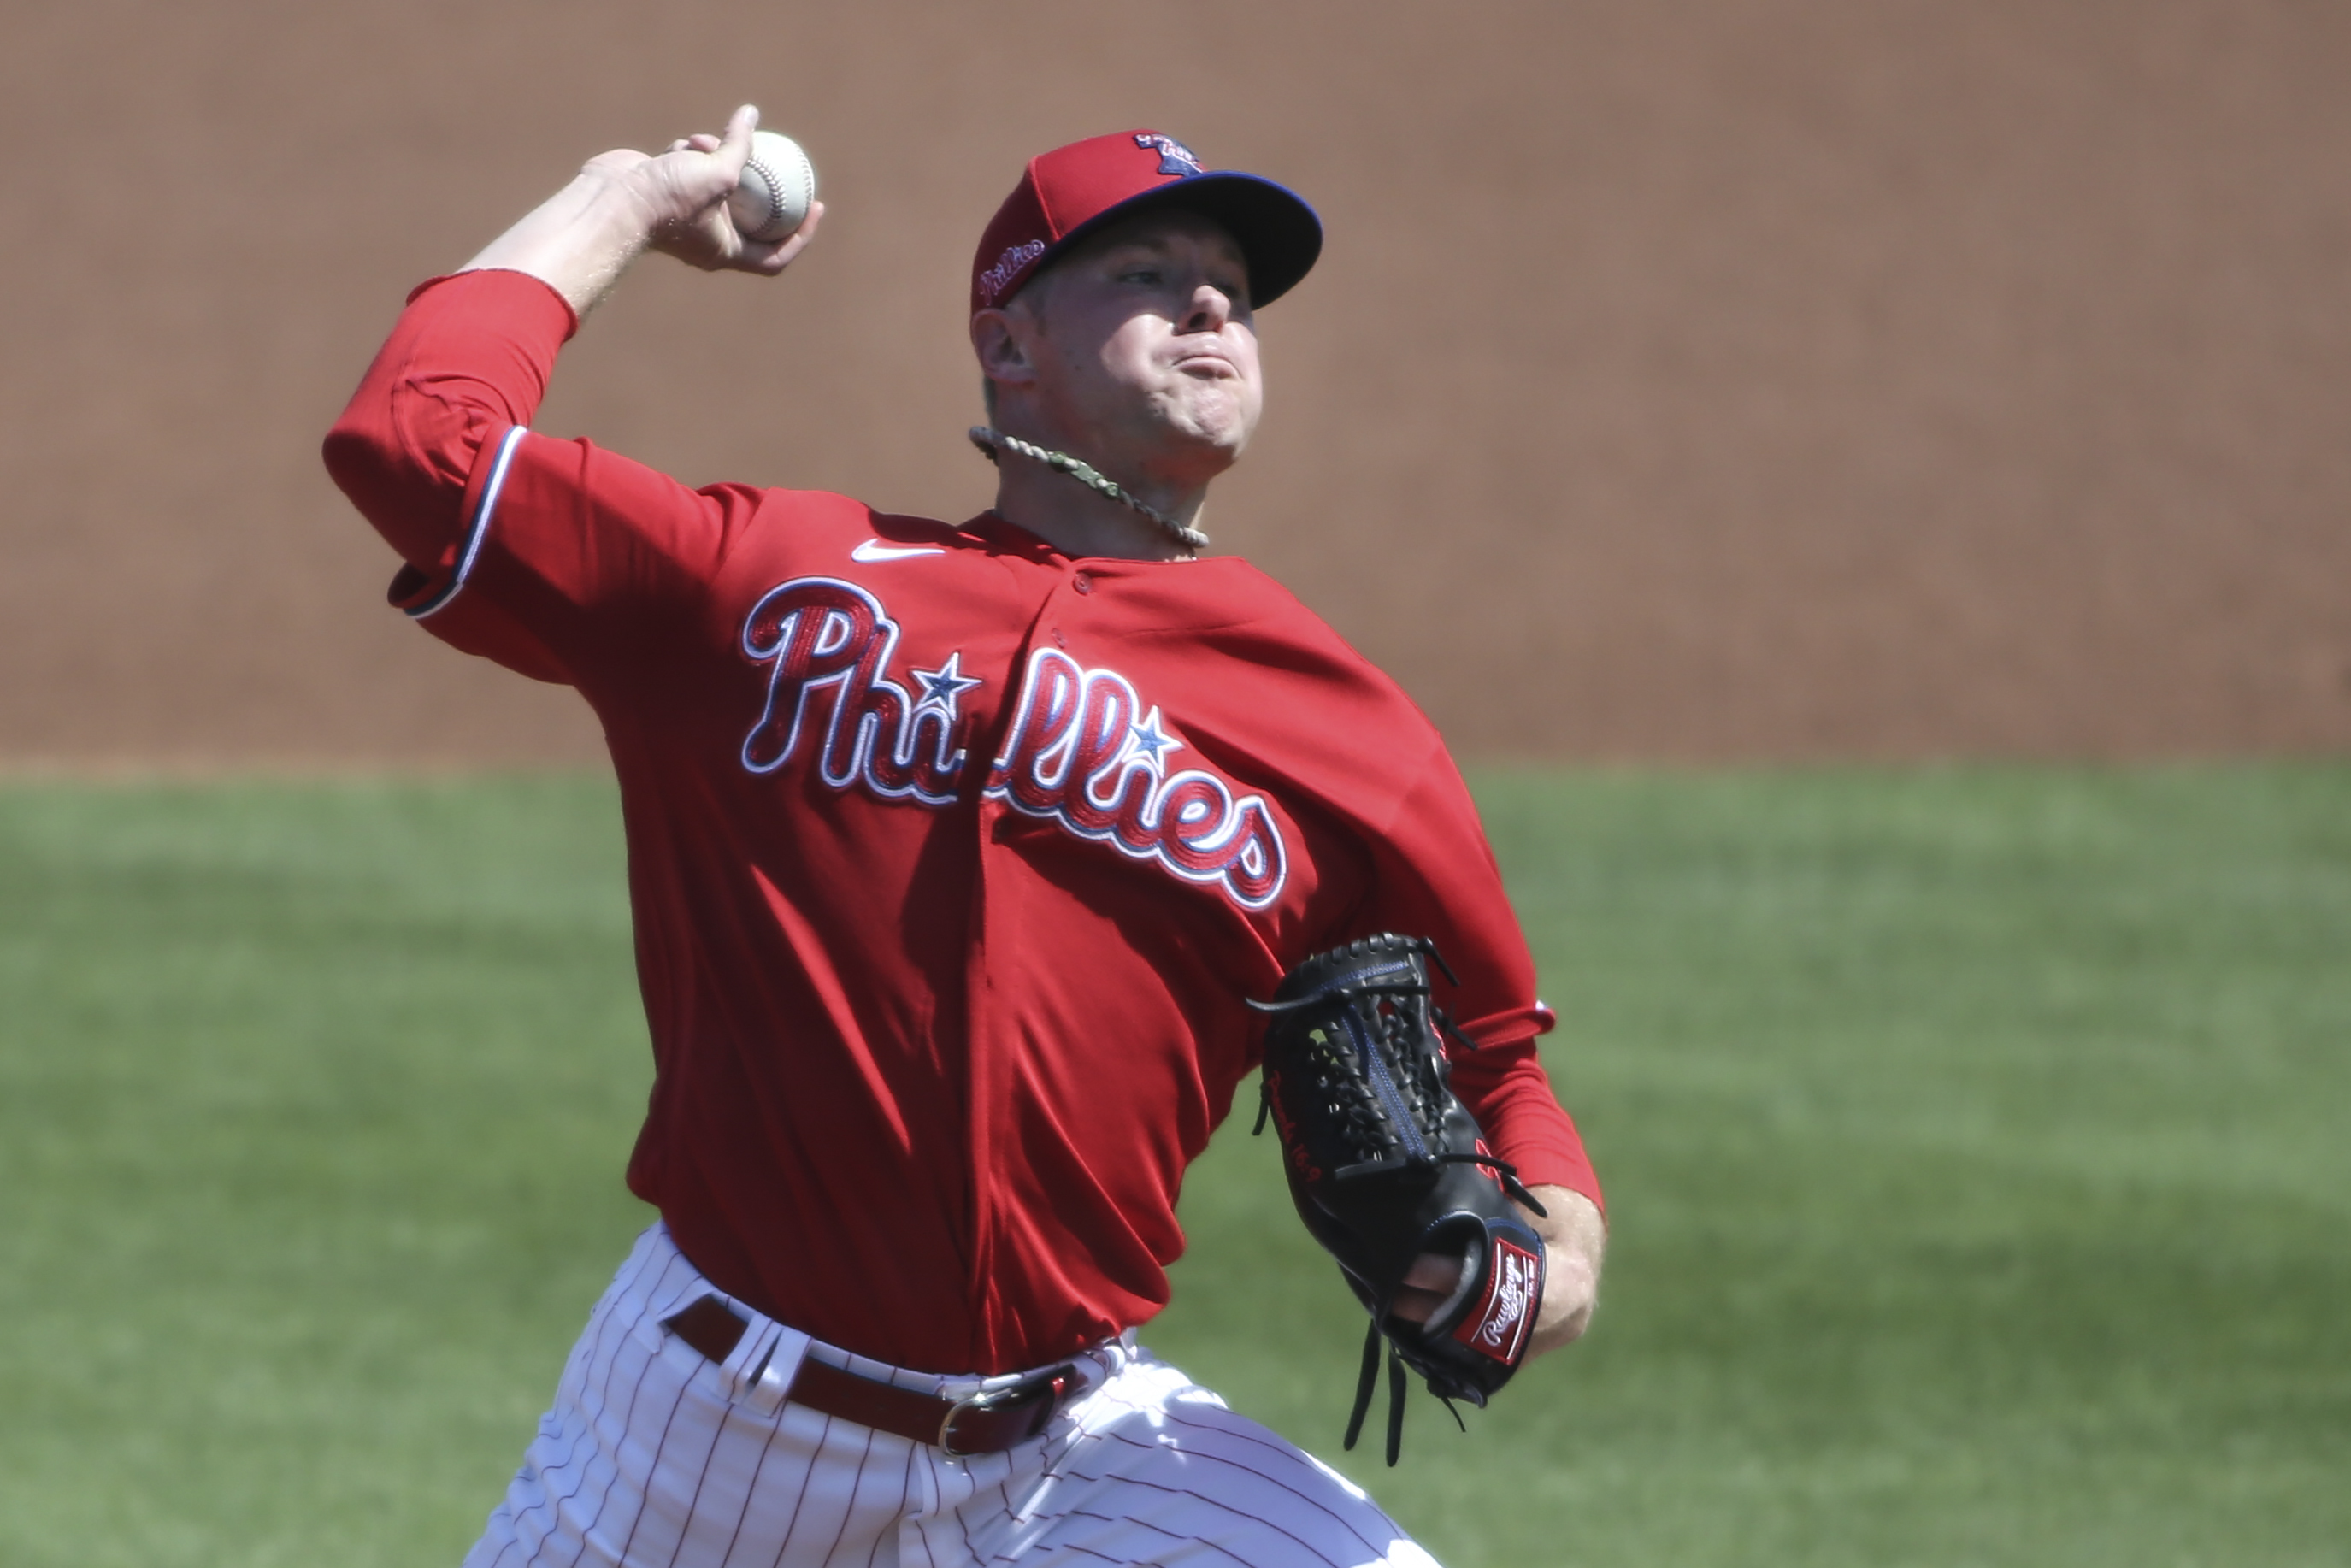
[405,268,581,343]
[1482,1099,1604,1218]
[1457,999,1558,1052]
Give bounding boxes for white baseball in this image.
[729,130,817,243]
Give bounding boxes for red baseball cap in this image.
[969,131,1323,316]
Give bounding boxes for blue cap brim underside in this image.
[1038,170,1325,309]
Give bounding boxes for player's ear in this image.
[970,308,1038,396]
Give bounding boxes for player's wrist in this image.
[1523,1185,1604,1357]
[457,165,663,318]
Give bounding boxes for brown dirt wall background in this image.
[2,0,2347,768]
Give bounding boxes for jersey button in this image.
[1071,571,1094,595]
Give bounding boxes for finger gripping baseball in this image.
[1250,934,1547,1464]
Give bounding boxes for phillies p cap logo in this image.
[1134,133,1204,177]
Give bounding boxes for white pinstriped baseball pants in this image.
[461,1223,1440,1568]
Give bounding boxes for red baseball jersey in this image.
[325,269,1600,1376]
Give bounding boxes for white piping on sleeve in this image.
[409,423,528,621]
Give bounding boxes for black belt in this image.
[661,1294,1081,1458]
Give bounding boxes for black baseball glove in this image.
[1249,934,1549,1464]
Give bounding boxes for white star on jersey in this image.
[1126,706,1179,773]
[910,652,984,721]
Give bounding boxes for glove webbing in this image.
[1248,993,1547,1213]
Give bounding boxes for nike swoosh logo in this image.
[851,539,946,563]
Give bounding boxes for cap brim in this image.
[1046,171,1324,309]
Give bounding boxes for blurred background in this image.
[3,3,2346,1565]
[4,0,2348,768]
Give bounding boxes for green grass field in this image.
[3,767,2345,1566]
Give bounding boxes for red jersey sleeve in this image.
[1356,748,1603,1216]
[321,268,768,687]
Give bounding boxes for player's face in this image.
[1018,212,1263,482]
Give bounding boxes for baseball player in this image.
[325,106,1605,1568]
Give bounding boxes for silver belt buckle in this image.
[936,1387,995,1458]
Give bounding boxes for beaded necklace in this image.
[968,426,1208,552]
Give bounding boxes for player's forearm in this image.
[459,163,665,319]
[1525,1183,1605,1359]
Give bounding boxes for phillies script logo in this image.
[985,647,1287,910]
[977,239,1047,304]
[1452,1236,1541,1365]
[738,577,978,805]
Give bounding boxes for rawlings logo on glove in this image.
[1249,934,1548,1464]
[1456,1234,1541,1362]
